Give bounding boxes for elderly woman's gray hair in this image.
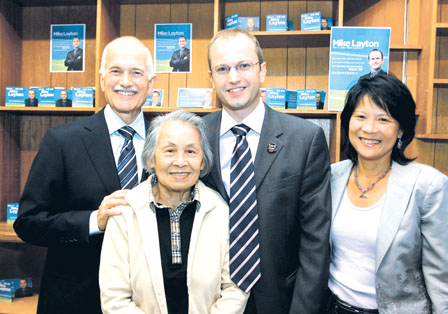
[142,110,213,178]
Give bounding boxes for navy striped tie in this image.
[229,124,261,293]
[117,126,138,189]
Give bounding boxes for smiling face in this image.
[178,37,187,49]
[72,37,80,49]
[368,50,383,72]
[247,18,255,28]
[28,90,35,100]
[150,121,204,199]
[209,33,266,121]
[19,279,27,289]
[61,90,68,100]
[349,95,402,165]
[152,91,160,104]
[100,38,155,124]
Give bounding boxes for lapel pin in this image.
[267,143,277,153]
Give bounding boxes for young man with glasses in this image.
[203,28,332,314]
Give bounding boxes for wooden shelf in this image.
[415,133,448,140]
[11,0,95,6]
[255,31,331,48]
[390,44,422,51]
[433,79,448,86]
[0,106,96,115]
[0,222,22,243]
[0,294,38,313]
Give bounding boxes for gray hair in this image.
[142,110,213,178]
[99,36,155,79]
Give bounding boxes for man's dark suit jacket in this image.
[169,47,190,72]
[203,105,331,314]
[14,109,148,314]
[359,68,387,80]
[64,48,83,71]
[15,287,33,298]
[25,98,38,107]
[56,99,72,107]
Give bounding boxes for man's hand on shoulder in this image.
[97,190,129,231]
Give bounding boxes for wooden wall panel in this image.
[434,141,448,174]
[435,87,448,133]
[434,34,448,78]
[0,113,20,220]
[95,0,120,109]
[0,0,22,106]
[438,0,448,22]
[286,48,306,89]
[188,2,214,90]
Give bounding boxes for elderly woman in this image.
[326,75,448,313]
[99,110,248,314]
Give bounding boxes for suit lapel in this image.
[375,162,420,271]
[206,112,229,202]
[81,110,121,194]
[254,106,284,188]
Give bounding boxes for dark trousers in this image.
[325,290,379,314]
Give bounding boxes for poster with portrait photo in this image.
[328,27,390,111]
[155,24,192,73]
[50,24,85,72]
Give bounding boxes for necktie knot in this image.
[118,126,136,141]
[231,124,250,138]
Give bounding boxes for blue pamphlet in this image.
[5,87,26,107]
[266,15,287,31]
[301,12,321,31]
[7,203,19,224]
[144,89,164,107]
[38,87,56,107]
[266,88,286,108]
[238,16,260,31]
[225,13,239,29]
[72,87,94,107]
[286,90,297,109]
[297,89,317,109]
[177,88,213,108]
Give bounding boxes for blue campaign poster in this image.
[328,27,391,111]
[155,24,192,73]
[50,24,85,72]
[301,12,321,31]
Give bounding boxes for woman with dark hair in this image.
[326,74,448,313]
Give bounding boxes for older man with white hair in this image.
[14,36,156,314]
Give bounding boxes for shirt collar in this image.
[104,104,145,139]
[220,100,265,137]
[148,174,201,212]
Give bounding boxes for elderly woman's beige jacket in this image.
[99,179,249,314]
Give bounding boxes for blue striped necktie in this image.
[117,126,138,189]
[229,124,261,292]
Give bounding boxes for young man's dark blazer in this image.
[14,109,148,314]
[359,68,387,80]
[203,104,331,314]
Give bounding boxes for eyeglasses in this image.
[211,61,261,75]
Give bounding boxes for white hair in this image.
[99,36,154,79]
